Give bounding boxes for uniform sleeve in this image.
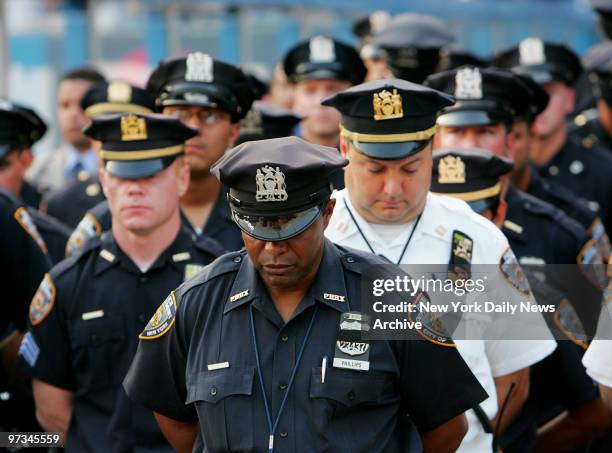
[395,338,488,432]
[583,339,612,387]
[15,274,75,391]
[123,291,198,422]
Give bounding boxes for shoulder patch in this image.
[553,299,588,349]
[408,293,456,347]
[588,218,612,260]
[14,206,48,254]
[29,274,56,326]
[450,230,472,279]
[139,292,177,340]
[577,239,608,290]
[499,248,532,295]
[65,212,102,257]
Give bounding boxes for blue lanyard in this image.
[250,303,319,453]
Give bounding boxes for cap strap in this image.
[340,124,438,143]
[99,144,183,161]
[84,103,153,118]
[432,182,502,202]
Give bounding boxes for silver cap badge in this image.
[454,67,483,99]
[255,165,288,202]
[185,52,214,83]
[309,36,335,63]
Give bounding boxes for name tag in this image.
[82,310,104,321]
[207,361,230,371]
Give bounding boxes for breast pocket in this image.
[69,314,125,392]
[186,366,255,453]
[309,367,399,452]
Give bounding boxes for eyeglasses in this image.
[167,109,226,125]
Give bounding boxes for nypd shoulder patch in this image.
[65,213,102,257]
[29,274,56,326]
[408,293,455,347]
[14,207,47,254]
[139,292,177,340]
[553,299,588,350]
[499,248,532,296]
[577,239,607,291]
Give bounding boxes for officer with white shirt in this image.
[322,79,557,452]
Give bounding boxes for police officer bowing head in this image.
[212,136,345,294]
[85,113,196,241]
[321,78,453,225]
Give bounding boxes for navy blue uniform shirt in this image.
[16,227,225,453]
[125,240,487,453]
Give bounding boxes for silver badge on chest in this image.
[309,36,335,63]
[454,67,482,99]
[255,165,288,202]
[185,52,214,82]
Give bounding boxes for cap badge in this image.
[438,155,466,183]
[185,52,214,83]
[255,165,288,202]
[373,89,403,120]
[455,67,482,99]
[519,38,545,66]
[369,10,391,34]
[107,81,132,103]
[121,114,147,141]
[240,109,263,135]
[309,36,335,63]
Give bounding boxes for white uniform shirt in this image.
[583,302,612,386]
[326,189,557,453]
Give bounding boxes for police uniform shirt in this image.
[16,227,225,453]
[0,191,50,334]
[27,207,71,264]
[42,172,105,228]
[569,111,612,153]
[326,189,557,453]
[19,180,43,209]
[526,169,611,260]
[124,240,489,453]
[537,134,612,235]
[502,185,605,335]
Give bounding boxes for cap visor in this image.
[232,205,322,241]
[515,67,554,85]
[105,158,168,179]
[0,144,11,158]
[352,140,430,160]
[437,110,503,127]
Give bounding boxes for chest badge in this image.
[333,312,371,372]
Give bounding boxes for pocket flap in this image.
[186,366,255,405]
[309,367,395,407]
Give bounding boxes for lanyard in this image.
[250,303,319,453]
[343,199,422,265]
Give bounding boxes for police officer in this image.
[146,52,254,250]
[16,113,225,453]
[0,99,72,263]
[492,38,612,235]
[235,100,303,145]
[322,79,556,452]
[124,136,490,453]
[351,10,394,81]
[569,41,612,153]
[430,147,612,453]
[371,13,456,83]
[283,36,366,149]
[42,80,156,228]
[428,66,607,312]
[515,74,611,261]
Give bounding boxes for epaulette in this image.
[49,235,103,279]
[520,192,589,242]
[176,250,246,296]
[194,235,229,259]
[335,243,391,275]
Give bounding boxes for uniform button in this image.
[347,390,356,401]
[548,165,559,176]
[281,334,289,342]
[279,431,288,438]
[279,382,288,390]
[346,256,355,263]
[210,387,218,396]
[140,275,148,283]
[233,256,242,263]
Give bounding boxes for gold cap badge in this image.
[373,89,403,121]
[107,81,132,103]
[438,155,466,184]
[121,114,147,141]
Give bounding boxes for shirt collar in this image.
[224,239,350,316]
[64,146,98,175]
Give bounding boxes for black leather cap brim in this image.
[232,205,322,241]
[351,140,431,160]
[104,157,175,179]
[437,110,506,127]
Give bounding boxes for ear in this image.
[227,122,241,148]
[321,198,336,229]
[505,127,517,160]
[177,159,190,197]
[98,167,109,198]
[564,85,576,114]
[339,136,350,158]
[20,149,34,168]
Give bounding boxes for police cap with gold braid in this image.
[211,136,347,241]
[321,78,454,160]
[81,80,156,118]
[0,99,46,158]
[84,113,197,179]
[431,147,513,213]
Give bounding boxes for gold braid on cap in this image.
[99,145,184,161]
[432,181,502,202]
[340,124,438,143]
